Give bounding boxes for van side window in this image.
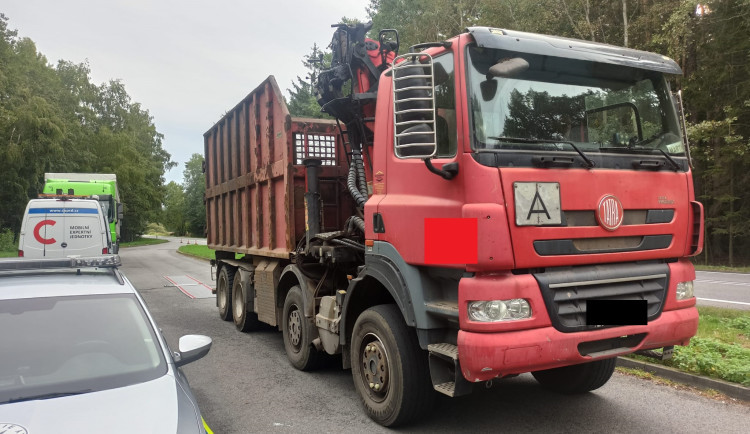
[434,53,457,157]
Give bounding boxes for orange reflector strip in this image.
[365,240,374,247]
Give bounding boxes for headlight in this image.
[676,281,694,300]
[468,299,531,322]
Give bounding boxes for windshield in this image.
[0,294,166,403]
[99,199,112,222]
[467,46,685,160]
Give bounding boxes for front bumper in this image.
[458,306,698,382]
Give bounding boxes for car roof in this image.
[0,256,132,300]
[27,198,101,207]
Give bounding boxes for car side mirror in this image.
[117,203,124,220]
[174,334,212,367]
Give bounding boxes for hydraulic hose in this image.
[348,162,367,208]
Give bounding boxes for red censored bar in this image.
[424,218,478,264]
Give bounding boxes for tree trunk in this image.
[622,0,628,47]
[729,165,734,267]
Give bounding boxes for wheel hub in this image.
[362,339,389,398]
[288,309,302,349]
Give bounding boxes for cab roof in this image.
[466,27,682,75]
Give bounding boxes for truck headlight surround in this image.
[676,281,694,300]
[468,299,531,322]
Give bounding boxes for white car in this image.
[0,255,212,433]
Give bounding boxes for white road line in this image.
[695,279,750,287]
[697,297,750,306]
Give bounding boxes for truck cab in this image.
[204,25,703,428]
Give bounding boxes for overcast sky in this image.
[3,0,371,184]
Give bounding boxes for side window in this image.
[433,53,457,157]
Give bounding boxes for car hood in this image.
[0,373,202,434]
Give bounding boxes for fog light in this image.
[468,299,531,322]
[676,281,694,300]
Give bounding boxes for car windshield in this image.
[467,46,685,157]
[0,294,166,403]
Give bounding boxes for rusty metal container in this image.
[204,76,353,258]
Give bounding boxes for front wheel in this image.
[350,304,434,427]
[532,357,617,394]
[217,266,235,321]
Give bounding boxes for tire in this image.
[350,304,435,427]
[217,265,235,321]
[532,357,617,394]
[232,273,262,332]
[282,286,321,371]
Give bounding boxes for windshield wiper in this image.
[5,389,93,403]
[488,137,595,168]
[601,146,681,171]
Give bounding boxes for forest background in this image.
[1,0,748,265]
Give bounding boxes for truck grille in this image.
[533,262,669,332]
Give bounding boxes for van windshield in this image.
[466,46,685,164]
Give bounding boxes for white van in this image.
[18,198,111,258]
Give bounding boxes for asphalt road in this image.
[696,270,750,310]
[119,240,749,433]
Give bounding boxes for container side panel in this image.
[229,190,237,247]
[241,187,249,248]
[274,174,286,251]
[239,103,248,176]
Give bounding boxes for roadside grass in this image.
[627,306,750,386]
[178,244,215,260]
[693,264,750,273]
[120,237,170,248]
[0,251,16,258]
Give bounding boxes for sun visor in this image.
[466,27,682,75]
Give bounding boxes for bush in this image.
[669,338,750,386]
[0,228,15,252]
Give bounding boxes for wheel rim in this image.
[359,333,390,402]
[287,306,302,352]
[233,283,243,319]
[218,276,227,310]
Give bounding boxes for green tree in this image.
[162,181,187,235]
[183,154,206,237]
[0,14,174,240]
[287,44,330,118]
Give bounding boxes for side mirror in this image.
[117,203,124,220]
[174,334,212,367]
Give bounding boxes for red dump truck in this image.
[204,24,703,426]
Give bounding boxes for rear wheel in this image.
[232,274,262,332]
[282,286,321,371]
[532,357,617,394]
[217,266,235,321]
[350,304,434,427]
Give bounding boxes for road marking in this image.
[186,275,213,292]
[164,275,195,299]
[697,297,750,306]
[696,279,750,287]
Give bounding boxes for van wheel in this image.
[217,266,235,321]
[350,304,434,427]
[532,357,617,394]
[282,286,321,371]
[232,275,261,332]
